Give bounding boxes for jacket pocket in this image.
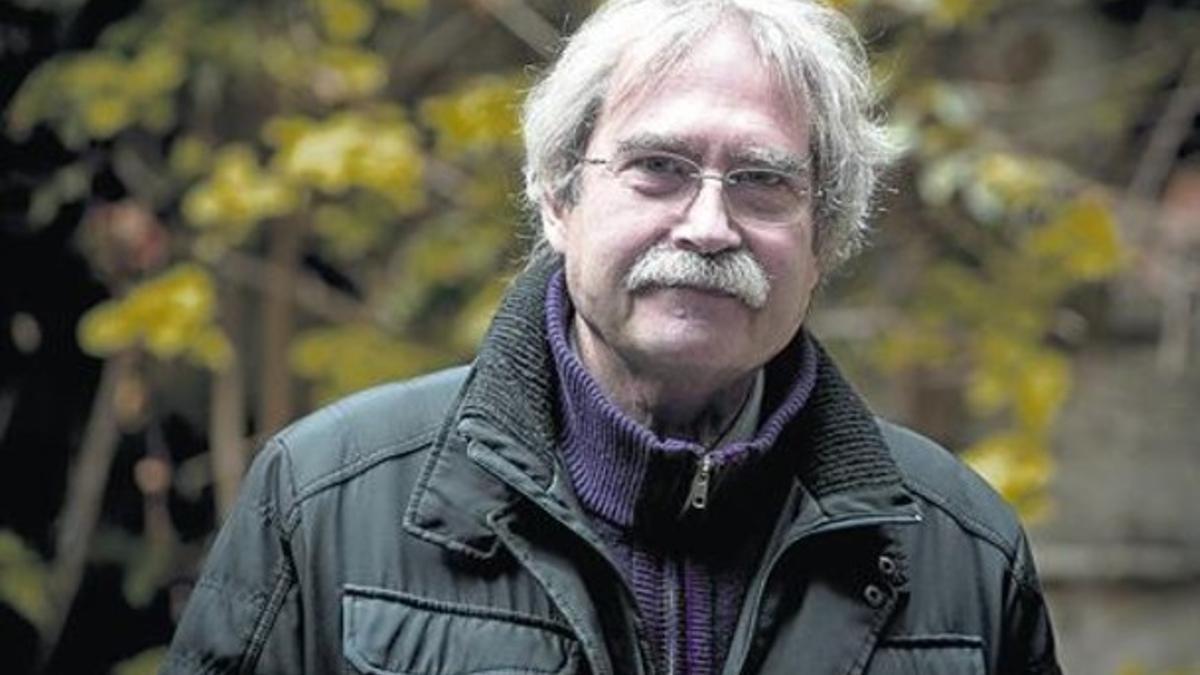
[342,584,582,675]
[864,635,985,675]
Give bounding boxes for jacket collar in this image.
[404,256,918,558]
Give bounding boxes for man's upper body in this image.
[167,0,1061,673]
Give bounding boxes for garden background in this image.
[1,0,1198,672]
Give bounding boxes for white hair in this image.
[521,0,897,271]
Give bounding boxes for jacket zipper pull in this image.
[687,455,713,511]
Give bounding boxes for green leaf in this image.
[0,530,52,633]
[111,646,168,675]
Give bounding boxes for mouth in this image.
[634,282,753,305]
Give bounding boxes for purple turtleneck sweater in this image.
[545,272,818,675]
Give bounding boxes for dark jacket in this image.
[166,263,1061,674]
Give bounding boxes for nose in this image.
[669,175,743,255]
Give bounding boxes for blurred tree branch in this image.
[471,0,560,58]
[210,280,247,521]
[41,351,132,667]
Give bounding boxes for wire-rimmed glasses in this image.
[580,151,812,228]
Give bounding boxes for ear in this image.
[540,194,570,254]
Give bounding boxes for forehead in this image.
[593,20,810,158]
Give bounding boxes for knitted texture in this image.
[453,259,907,673]
[546,270,817,675]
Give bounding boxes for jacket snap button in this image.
[878,555,897,577]
[863,583,887,608]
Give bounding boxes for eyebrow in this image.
[615,133,701,159]
[727,147,812,175]
[614,132,811,175]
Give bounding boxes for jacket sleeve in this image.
[999,530,1062,675]
[164,440,304,674]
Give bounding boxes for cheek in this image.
[759,241,820,315]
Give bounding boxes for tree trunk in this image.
[210,281,247,521]
[258,218,303,436]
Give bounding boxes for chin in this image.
[628,332,749,374]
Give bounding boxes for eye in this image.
[618,153,694,196]
[626,153,694,176]
[728,168,788,189]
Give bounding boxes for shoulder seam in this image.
[239,551,298,672]
[902,475,1019,566]
[280,425,441,527]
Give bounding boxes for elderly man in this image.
[167,1,1060,673]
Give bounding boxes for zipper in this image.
[467,438,651,675]
[686,455,713,511]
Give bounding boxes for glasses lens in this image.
[727,169,806,225]
[615,153,695,197]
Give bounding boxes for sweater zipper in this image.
[686,455,713,511]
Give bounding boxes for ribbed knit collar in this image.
[545,269,818,533]
[426,256,910,555]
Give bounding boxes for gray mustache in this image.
[624,245,770,309]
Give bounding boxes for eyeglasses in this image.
[580,151,812,228]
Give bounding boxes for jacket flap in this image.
[403,415,513,559]
[342,584,579,675]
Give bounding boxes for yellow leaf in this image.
[77,265,231,370]
[183,144,298,245]
[315,45,388,100]
[420,74,524,157]
[82,96,132,138]
[111,646,168,675]
[379,0,428,15]
[316,0,377,43]
[1013,352,1070,433]
[0,530,51,633]
[273,110,424,211]
[169,135,213,178]
[962,432,1054,521]
[78,304,137,355]
[129,45,185,94]
[975,152,1047,208]
[291,325,452,403]
[1026,196,1124,281]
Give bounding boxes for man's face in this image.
[543,22,821,389]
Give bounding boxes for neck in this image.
[570,318,756,446]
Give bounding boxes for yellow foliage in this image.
[962,433,1053,522]
[316,0,378,43]
[825,0,869,10]
[78,264,232,370]
[930,0,976,27]
[182,144,298,249]
[0,530,51,633]
[259,39,386,103]
[82,96,132,138]
[169,135,213,178]
[291,324,451,403]
[975,152,1049,209]
[1013,353,1070,432]
[314,45,389,101]
[421,75,524,157]
[7,44,184,143]
[111,647,168,675]
[967,335,1070,433]
[1026,196,1124,282]
[268,108,424,211]
[313,202,386,260]
[379,0,429,15]
[453,276,510,353]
